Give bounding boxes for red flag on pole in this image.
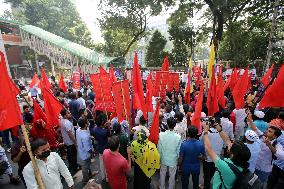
[229,68,238,91]
[161,54,169,71]
[43,88,63,127]
[132,52,146,118]
[259,65,284,109]
[207,66,219,116]
[99,66,108,74]
[217,68,225,109]
[232,67,249,109]
[109,66,117,84]
[146,74,154,112]
[191,83,204,134]
[33,100,47,124]
[184,71,191,104]
[41,69,51,90]
[59,74,68,92]
[149,101,160,145]
[224,74,231,91]
[0,52,23,131]
[30,74,40,88]
[261,64,274,88]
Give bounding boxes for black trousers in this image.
[133,163,151,189]
[203,161,216,189]
[66,144,78,174]
[267,165,284,189]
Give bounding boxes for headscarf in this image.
[130,130,160,177]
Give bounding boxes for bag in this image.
[225,161,263,189]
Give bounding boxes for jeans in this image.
[181,170,199,189]
[203,161,216,189]
[160,164,177,189]
[99,153,106,180]
[267,165,284,189]
[81,158,91,182]
[255,169,270,183]
[66,144,78,174]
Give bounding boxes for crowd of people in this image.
[0,72,284,189]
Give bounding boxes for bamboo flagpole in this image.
[120,81,129,122]
[20,124,45,189]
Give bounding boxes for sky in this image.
[0,0,206,43]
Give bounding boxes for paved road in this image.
[0,151,204,189]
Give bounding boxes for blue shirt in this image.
[273,133,284,170]
[76,128,93,160]
[158,130,182,166]
[68,99,80,120]
[93,126,109,154]
[179,139,205,173]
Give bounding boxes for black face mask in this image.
[38,150,51,159]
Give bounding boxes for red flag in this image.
[184,71,191,104]
[232,67,249,109]
[217,68,225,109]
[146,74,154,112]
[259,65,284,109]
[229,68,238,91]
[0,52,23,131]
[30,73,40,88]
[132,52,146,118]
[207,66,219,116]
[59,74,68,92]
[261,64,274,88]
[247,72,252,91]
[41,69,51,90]
[43,88,63,127]
[109,66,117,84]
[191,83,204,134]
[99,66,108,74]
[33,100,47,123]
[224,74,232,91]
[149,101,160,145]
[161,55,169,71]
[82,72,88,87]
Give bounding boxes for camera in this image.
[201,116,221,127]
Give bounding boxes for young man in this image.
[220,109,234,158]
[179,126,205,189]
[103,136,131,189]
[68,92,80,126]
[244,130,261,173]
[158,117,182,189]
[77,117,97,184]
[174,112,187,141]
[132,116,150,140]
[23,138,74,189]
[60,109,78,175]
[77,91,86,111]
[93,113,110,181]
[113,123,129,159]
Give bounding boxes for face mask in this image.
[38,150,51,159]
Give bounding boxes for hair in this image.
[165,104,172,113]
[139,115,147,126]
[113,123,121,134]
[230,140,251,169]
[25,112,34,123]
[83,179,102,189]
[60,109,68,117]
[270,126,282,138]
[167,117,177,129]
[222,109,231,118]
[77,91,83,98]
[23,105,29,110]
[279,111,284,120]
[95,113,107,127]
[31,138,48,153]
[77,117,88,128]
[175,112,184,122]
[70,92,77,99]
[108,136,120,152]
[187,126,198,138]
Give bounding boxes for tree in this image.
[99,0,176,57]
[4,0,94,48]
[145,30,167,67]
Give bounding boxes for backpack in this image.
[218,160,263,189]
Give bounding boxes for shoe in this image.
[10,176,20,185]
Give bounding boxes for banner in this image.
[72,71,81,90]
[167,72,180,92]
[153,71,168,99]
[90,73,115,112]
[112,80,131,122]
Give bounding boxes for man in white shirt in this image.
[174,112,187,141]
[23,138,74,189]
[60,109,78,175]
[76,91,86,110]
[233,108,247,140]
[244,130,261,173]
[132,115,150,140]
[221,109,234,157]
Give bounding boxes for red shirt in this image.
[103,149,129,189]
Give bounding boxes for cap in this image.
[254,111,265,119]
[245,130,259,142]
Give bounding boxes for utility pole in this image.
[264,0,280,75]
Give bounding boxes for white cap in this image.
[245,130,259,142]
[254,111,265,119]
